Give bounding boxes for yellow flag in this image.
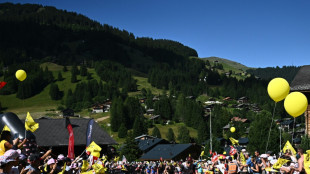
[92,163,106,174]
[272,158,290,169]
[80,171,93,174]
[114,156,119,162]
[304,150,310,174]
[81,160,89,172]
[58,162,66,174]
[25,112,39,132]
[200,151,205,157]
[86,141,102,153]
[229,137,239,145]
[283,141,296,155]
[265,167,278,172]
[240,152,246,165]
[102,155,107,163]
[91,151,101,158]
[2,125,10,132]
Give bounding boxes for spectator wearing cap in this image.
[0,131,27,156]
[22,154,41,174]
[259,154,270,174]
[41,158,56,174]
[0,149,21,174]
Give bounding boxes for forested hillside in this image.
[0,3,197,73]
[246,66,300,82]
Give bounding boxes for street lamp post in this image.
[207,108,212,152]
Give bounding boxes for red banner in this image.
[67,122,75,159]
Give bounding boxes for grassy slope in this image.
[202,56,251,72]
[1,62,164,118]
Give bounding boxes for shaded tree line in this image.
[65,79,120,111]
[94,61,137,92]
[246,66,300,83]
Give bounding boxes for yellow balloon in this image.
[15,69,27,81]
[284,92,308,117]
[230,127,236,133]
[267,78,290,102]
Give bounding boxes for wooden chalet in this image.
[291,65,310,135]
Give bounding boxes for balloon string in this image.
[266,102,277,153]
[292,117,296,144]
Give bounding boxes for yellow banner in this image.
[272,158,290,169]
[283,141,296,155]
[25,112,39,132]
[240,152,246,165]
[304,150,310,174]
[229,137,239,145]
[87,141,102,153]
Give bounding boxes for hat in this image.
[57,154,65,161]
[0,149,21,165]
[47,158,56,165]
[260,154,268,158]
[241,149,246,152]
[266,151,273,155]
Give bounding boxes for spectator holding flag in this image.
[0,131,27,156]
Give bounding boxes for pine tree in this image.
[124,97,142,129]
[177,125,191,143]
[49,83,62,100]
[145,89,154,109]
[63,65,68,72]
[57,71,63,81]
[86,73,92,80]
[65,89,74,108]
[197,120,209,144]
[118,123,128,138]
[166,128,175,142]
[120,131,142,162]
[151,126,161,138]
[110,97,124,132]
[80,64,88,76]
[133,115,147,137]
[71,71,77,83]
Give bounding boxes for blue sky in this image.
[6,0,310,68]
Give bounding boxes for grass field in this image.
[128,76,164,96]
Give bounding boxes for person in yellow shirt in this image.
[0,131,26,156]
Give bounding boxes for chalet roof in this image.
[140,144,192,160]
[27,118,117,147]
[238,137,249,144]
[134,135,157,140]
[136,138,168,152]
[223,124,230,129]
[280,120,294,126]
[231,117,248,123]
[150,115,160,120]
[291,65,310,91]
